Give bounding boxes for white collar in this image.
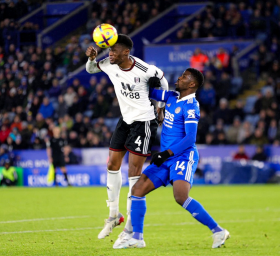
[176,93,196,102]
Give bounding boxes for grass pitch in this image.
[0,185,280,256]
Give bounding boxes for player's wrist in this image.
[166,149,174,157]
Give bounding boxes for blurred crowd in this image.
[176,0,280,40]
[87,0,175,35]
[0,40,121,152]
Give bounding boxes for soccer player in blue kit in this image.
[114,68,230,249]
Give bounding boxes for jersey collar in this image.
[176,93,196,102]
[119,56,135,72]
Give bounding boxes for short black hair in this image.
[186,68,204,88]
[116,34,133,50]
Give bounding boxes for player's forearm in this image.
[169,132,196,155]
[157,76,168,108]
[149,88,166,102]
[86,58,102,74]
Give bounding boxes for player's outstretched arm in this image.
[85,46,102,74]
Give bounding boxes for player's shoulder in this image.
[166,90,180,99]
[97,57,110,69]
[132,56,163,78]
[182,96,200,110]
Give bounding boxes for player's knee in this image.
[107,159,121,171]
[131,182,145,197]
[174,194,188,206]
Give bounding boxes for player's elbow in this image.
[85,66,92,74]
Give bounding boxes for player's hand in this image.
[157,107,164,126]
[86,46,98,61]
[148,77,161,88]
[150,150,172,167]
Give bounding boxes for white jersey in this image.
[96,56,164,124]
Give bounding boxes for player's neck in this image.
[178,89,195,99]
[118,56,133,70]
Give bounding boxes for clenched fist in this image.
[86,46,98,61]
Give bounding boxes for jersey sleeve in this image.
[97,57,110,72]
[146,65,164,80]
[149,88,178,102]
[183,101,200,125]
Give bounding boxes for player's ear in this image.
[189,81,196,88]
[124,48,130,56]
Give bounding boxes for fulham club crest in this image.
[134,77,140,83]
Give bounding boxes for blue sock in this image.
[183,197,223,233]
[131,196,146,240]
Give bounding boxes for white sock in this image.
[107,169,122,218]
[124,176,140,232]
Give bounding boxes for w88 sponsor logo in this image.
[120,90,140,99]
[120,82,140,99]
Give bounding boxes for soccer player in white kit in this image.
[85,34,168,247]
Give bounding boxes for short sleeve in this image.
[146,65,164,80]
[97,57,110,72]
[183,102,200,124]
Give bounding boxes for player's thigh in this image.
[125,119,158,157]
[170,150,198,187]
[108,150,127,171]
[132,174,156,197]
[128,152,146,177]
[173,180,191,206]
[109,117,130,152]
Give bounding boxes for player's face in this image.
[109,44,127,65]
[175,70,195,92]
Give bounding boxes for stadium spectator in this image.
[231,100,245,122]
[197,81,215,111]
[39,97,54,119]
[190,48,209,72]
[92,95,109,119]
[64,87,77,107]
[48,78,61,98]
[57,95,68,119]
[226,117,241,144]
[249,128,269,145]
[197,109,211,144]
[72,113,87,137]
[0,125,10,143]
[64,145,79,165]
[213,98,231,125]
[233,145,249,160]
[214,72,231,101]
[252,146,268,162]
[0,144,9,166]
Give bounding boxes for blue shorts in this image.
[143,150,199,188]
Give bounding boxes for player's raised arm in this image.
[85,46,102,74]
[148,77,178,103]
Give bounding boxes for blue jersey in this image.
[150,88,200,156]
[143,88,200,187]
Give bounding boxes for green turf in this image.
[0,185,280,255]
